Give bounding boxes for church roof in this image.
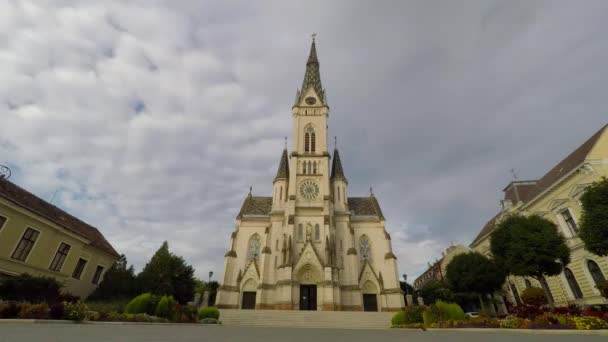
[348,196,385,220]
[237,194,273,218]
[331,148,346,181]
[0,178,119,257]
[295,38,326,106]
[274,148,290,182]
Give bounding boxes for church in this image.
[215,39,405,312]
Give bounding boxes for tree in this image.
[445,252,507,311]
[88,254,140,300]
[138,241,196,304]
[579,178,608,256]
[490,215,570,307]
[418,280,454,304]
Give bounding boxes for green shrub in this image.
[571,316,608,330]
[17,303,49,319]
[0,303,20,318]
[521,287,546,306]
[391,311,406,326]
[392,306,425,326]
[435,300,465,321]
[155,295,176,319]
[173,304,198,323]
[422,305,440,325]
[124,293,159,314]
[198,307,220,320]
[500,315,528,329]
[85,300,129,314]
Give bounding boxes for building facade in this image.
[0,178,119,298]
[215,40,405,312]
[470,124,608,307]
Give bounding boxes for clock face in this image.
[305,97,317,105]
[299,180,320,200]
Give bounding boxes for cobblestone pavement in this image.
[0,323,606,342]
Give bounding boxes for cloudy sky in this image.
[1,0,608,281]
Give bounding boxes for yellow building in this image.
[0,178,119,299]
[471,124,608,307]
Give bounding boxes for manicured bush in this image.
[520,287,546,306]
[435,300,465,321]
[422,305,440,325]
[155,295,176,319]
[198,307,220,320]
[0,274,62,303]
[500,315,527,329]
[391,306,425,326]
[63,301,88,321]
[124,293,159,315]
[85,300,129,314]
[17,303,49,319]
[450,317,501,328]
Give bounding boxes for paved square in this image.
[0,323,606,342]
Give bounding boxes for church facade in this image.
[215,40,404,312]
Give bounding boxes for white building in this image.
[215,39,405,312]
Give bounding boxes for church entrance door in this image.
[363,294,378,312]
[242,292,256,309]
[299,285,317,310]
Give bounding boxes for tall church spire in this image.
[295,35,326,106]
[274,147,290,182]
[331,148,346,181]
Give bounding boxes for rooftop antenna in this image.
[284,136,287,150]
[312,33,317,42]
[49,189,59,205]
[334,136,337,150]
[510,168,518,181]
[249,186,252,194]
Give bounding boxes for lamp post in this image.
[208,271,213,284]
[403,273,408,296]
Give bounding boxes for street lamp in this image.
[208,271,213,284]
[402,273,408,296]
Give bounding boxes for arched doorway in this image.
[241,278,257,310]
[296,264,321,311]
[362,280,379,312]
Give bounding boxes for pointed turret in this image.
[295,36,326,106]
[274,148,290,182]
[331,148,346,181]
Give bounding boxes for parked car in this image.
[581,304,608,318]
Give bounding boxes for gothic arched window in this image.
[304,133,310,152]
[359,235,371,262]
[247,234,261,262]
[314,224,320,241]
[313,161,317,174]
[310,132,316,152]
[302,162,306,174]
[297,224,304,241]
[587,260,606,287]
[564,268,583,299]
[304,125,315,153]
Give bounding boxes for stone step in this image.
[219,309,394,329]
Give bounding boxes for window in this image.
[310,133,316,152]
[561,209,578,236]
[337,186,341,201]
[307,161,312,174]
[314,224,320,241]
[11,228,40,261]
[564,268,583,299]
[279,186,283,201]
[72,258,88,279]
[49,242,71,271]
[247,234,261,261]
[304,133,310,152]
[92,265,104,285]
[524,279,532,288]
[313,161,317,174]
[339,240,343,251]
[359,235,371,262]
[587,260,606,287]
[274,256,277,268]
[510,283,522,305]
[297,224,304,241]
[275,239,279,251]
[0,215,6,230]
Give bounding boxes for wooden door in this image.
[299,285,317,310]
[241,291,256,310]
[363,294,378,312]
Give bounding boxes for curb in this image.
[423,328,608,335]
[0,319,215,327]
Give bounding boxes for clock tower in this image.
[216,37,405,312]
